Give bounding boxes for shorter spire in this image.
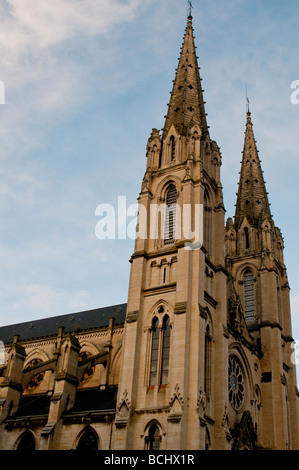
[234,109,272,230]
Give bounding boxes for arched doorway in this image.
[76,426,99,450]
[16,431,36,450]
[145,422,162,450]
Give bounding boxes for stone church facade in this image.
[0,14,298,451]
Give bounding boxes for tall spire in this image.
[162,12,208,139]
[234,110,272,230]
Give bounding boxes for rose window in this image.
[25,359,45,390]
[78,351,95,384]
[228,356,245,411]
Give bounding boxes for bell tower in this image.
[114,12,229,451]
[225,109,299,449]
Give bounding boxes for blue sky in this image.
[0,0,298,353]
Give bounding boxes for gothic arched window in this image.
[16,431,36,450]
[149,313,172,388]
[76,427,99,451]
[204,324,212,399]
[146,423,161,450]
[161,316,171,385]
[149,317,160,386]
[164,185,177,245]
[244,269,255,323]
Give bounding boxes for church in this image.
[0,11,298,451]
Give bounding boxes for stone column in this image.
[40,333,80,450]
[0,335,26,426]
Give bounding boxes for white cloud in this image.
[0,0,140,51]
[0,282,92,325]
[0,0,144,160]
[0,0,147,240]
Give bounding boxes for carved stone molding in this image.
[41,422,56,436]
[197,387,206,418]
[222,403,230,433]
[50,392,62,402]
[115,389,131,428]
[199,304,208,319]
[168,384,184,423]
[174,302,187,315]
[126,311,139,324]
[204,291,218,309]
[167,413,182,424]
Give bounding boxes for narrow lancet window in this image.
[149,317,160,386]
[170,136,175,161]
[204,324,212,399]
[161,316,171,385]
[148,424,160,450]
[244,227,250,249]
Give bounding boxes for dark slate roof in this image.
[0,303,127,344]
[67,386,118,414]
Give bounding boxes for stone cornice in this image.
[126,311,139,323]
[249,320,283,333]
[5,416,48,430]
[174,302,188,315]
[143,282,176,297]
[54,372,78,386]
[205,257,230,277]
[62,410,115,425]
[0,379,22,392]
[204,291,218,309]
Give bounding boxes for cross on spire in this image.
[246,85,250,114]
[187,1,193,17]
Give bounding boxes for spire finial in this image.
[187,1,193,19]
[246,85,250,115]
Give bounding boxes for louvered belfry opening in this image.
[244,269,255,323]
[170,136,175,161]
[164,184,177,245]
